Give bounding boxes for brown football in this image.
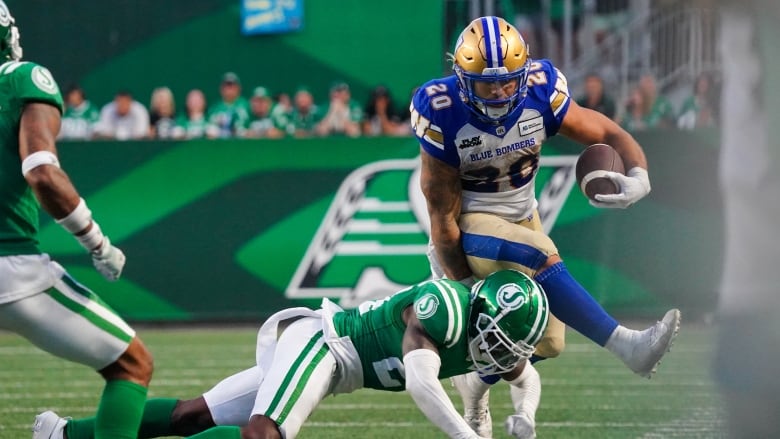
[575,143,626,201]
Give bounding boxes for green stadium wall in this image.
[43,129,722,323]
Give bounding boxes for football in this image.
[575,143,625,201]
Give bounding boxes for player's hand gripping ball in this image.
[575,143,625,201]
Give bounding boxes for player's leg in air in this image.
[5,269,154,439]
[447,211,680,438]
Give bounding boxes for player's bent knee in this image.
[100,337,154,384]
[534,335,566,358]
[170,397,215,436]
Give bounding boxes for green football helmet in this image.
[0,1,21,61]
[467,269,549,375]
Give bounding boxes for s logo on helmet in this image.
[497,284,526,310]
[414,294,439,320]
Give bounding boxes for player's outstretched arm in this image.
[19,102,126,280]
[402,308,486,439]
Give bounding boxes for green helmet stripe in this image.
[523,285,548,346]
[431,280,464,348]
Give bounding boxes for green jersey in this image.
[0,61,63,256]
[60,100,99,140]
[332,278,474,391]
[207,98,251,138]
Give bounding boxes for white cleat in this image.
[505,412,536,439]
[610,309,682,378]
[31,411,68,439]
[463,402,493,438]
[451,373,493,437]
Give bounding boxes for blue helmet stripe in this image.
[481,16,503,68]
[491,17,503,67]
[481,17,494,68]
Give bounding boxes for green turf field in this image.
[0,324,725,438]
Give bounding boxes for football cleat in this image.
[31,411,68,439]
[609,309,682,378]
[451,374,493,437]
[505,412,536,439]
[463,398,492,438]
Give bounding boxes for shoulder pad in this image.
[414,279,470,349]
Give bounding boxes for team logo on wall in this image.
[285,155,578,307]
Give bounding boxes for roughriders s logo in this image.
[414,294,439,319]
[285,155,578,307]
[497,284,527,310]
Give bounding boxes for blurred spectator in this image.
[148,86,177,139]
[316,81,363,137]
[677,72,719,130]
[58,83,100,140]
[286,87,322,138]
[206,72,251,139]
[576,73,616,119]
[270,91,293,130]
[94,90,150,140]
[618,87,648,131]
[242,86,285,139]
[637,73,676,128]
[172,88,209,140]
[362,85,407,136]
[619,74,676,131]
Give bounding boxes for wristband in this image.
[21,151,60,176]
[76,222,106,253]
[55,198,92,234]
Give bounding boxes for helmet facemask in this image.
[454,62,530,123]
[466,271,549,376]
[0,2,22,61]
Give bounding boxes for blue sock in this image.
[534,262,618,346]
[479,374,501,385]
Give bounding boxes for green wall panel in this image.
[41,131,722,322]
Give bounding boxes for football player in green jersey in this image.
[41,269,549,439]
[0,3,154,438]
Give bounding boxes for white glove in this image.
[505,413,536,439]
[591,167,651,209]
[91,236,126,281]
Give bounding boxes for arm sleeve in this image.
[403,349,480,439]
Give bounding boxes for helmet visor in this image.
[458,64,530,121]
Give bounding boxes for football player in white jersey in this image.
[715,0,780,437]
[410,16,681,438]
[0,2,154,439]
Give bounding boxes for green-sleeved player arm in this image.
[5,61,63,113]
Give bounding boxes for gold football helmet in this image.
[451,16,530,122]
